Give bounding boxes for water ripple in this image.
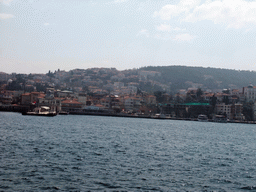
[1,112,256,191]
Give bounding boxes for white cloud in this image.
[0,0,13,5]
[154,0,201,20]
[185,0,256,29]
[174,33,195,41]
[0,13,14,19]
[155,0,256,29]
[44,23,50,26]
[156,24,185,32]
[154,33,172,40]
[137,29,150,37]
[156,24,172,32]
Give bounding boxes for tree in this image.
[175,93,183,104]
[209,94,217,107]
[28,73,33,80]
[137,88,142,95]
[243,101,254,121]
[47,70,54,78]
[6,80,23,91]
[35,83,47,92]
[196,88,203,98]
[154,91,165,103]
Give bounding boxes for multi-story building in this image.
[78,93,87,104]
[216,103,232,119]
[37,97,62,112]
[243,84,256,102]
[202,93,214,102]
[253,102,256,121]
[145,95,157,105]
[231,103,244,120]
[61,99,84,112]
[121,96,142,111]
[0,93,12,104]
[21,93,31,105]
[100,98,110,108]
[215,103,244,120]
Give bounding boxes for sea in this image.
[1,112,256,192]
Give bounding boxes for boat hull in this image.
[197,114,208,122]
[22,111,57,116]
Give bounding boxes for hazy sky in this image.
[2,0,256,74]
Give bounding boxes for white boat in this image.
[198,114,208,122]
[22,106,57,117]
[152,114,166,119]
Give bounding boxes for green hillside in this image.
[139,66,256,92]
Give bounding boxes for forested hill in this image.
[138,66,256,91]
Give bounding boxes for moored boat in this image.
[22,106,57,117]
[197,114,208,122]
[213,115,227,123]
[151,113,166,119]
[198,114,208,122]
[58,111,69,115]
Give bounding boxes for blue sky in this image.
[1,0,256,73]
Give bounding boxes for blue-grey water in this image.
[1,112,256,191]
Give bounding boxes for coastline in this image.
[1,106,255,124]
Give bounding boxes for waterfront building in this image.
[216,103,232,119]
[243,84,256,102]
[0,92,12,105]
[21,93,32,105]
[145,95,157,105]
[37,96,62,112]
[231,103,244,120]
[121,96,142,111]
[78,93,87,104]
[61,99,84,112]
[253,102,256,121]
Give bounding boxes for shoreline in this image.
[68,112,256,124]
[1,109,255,124]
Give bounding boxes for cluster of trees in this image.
[6,74,49,92]
[140,66,256,92]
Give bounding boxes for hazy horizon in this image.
[2,0,256,74]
